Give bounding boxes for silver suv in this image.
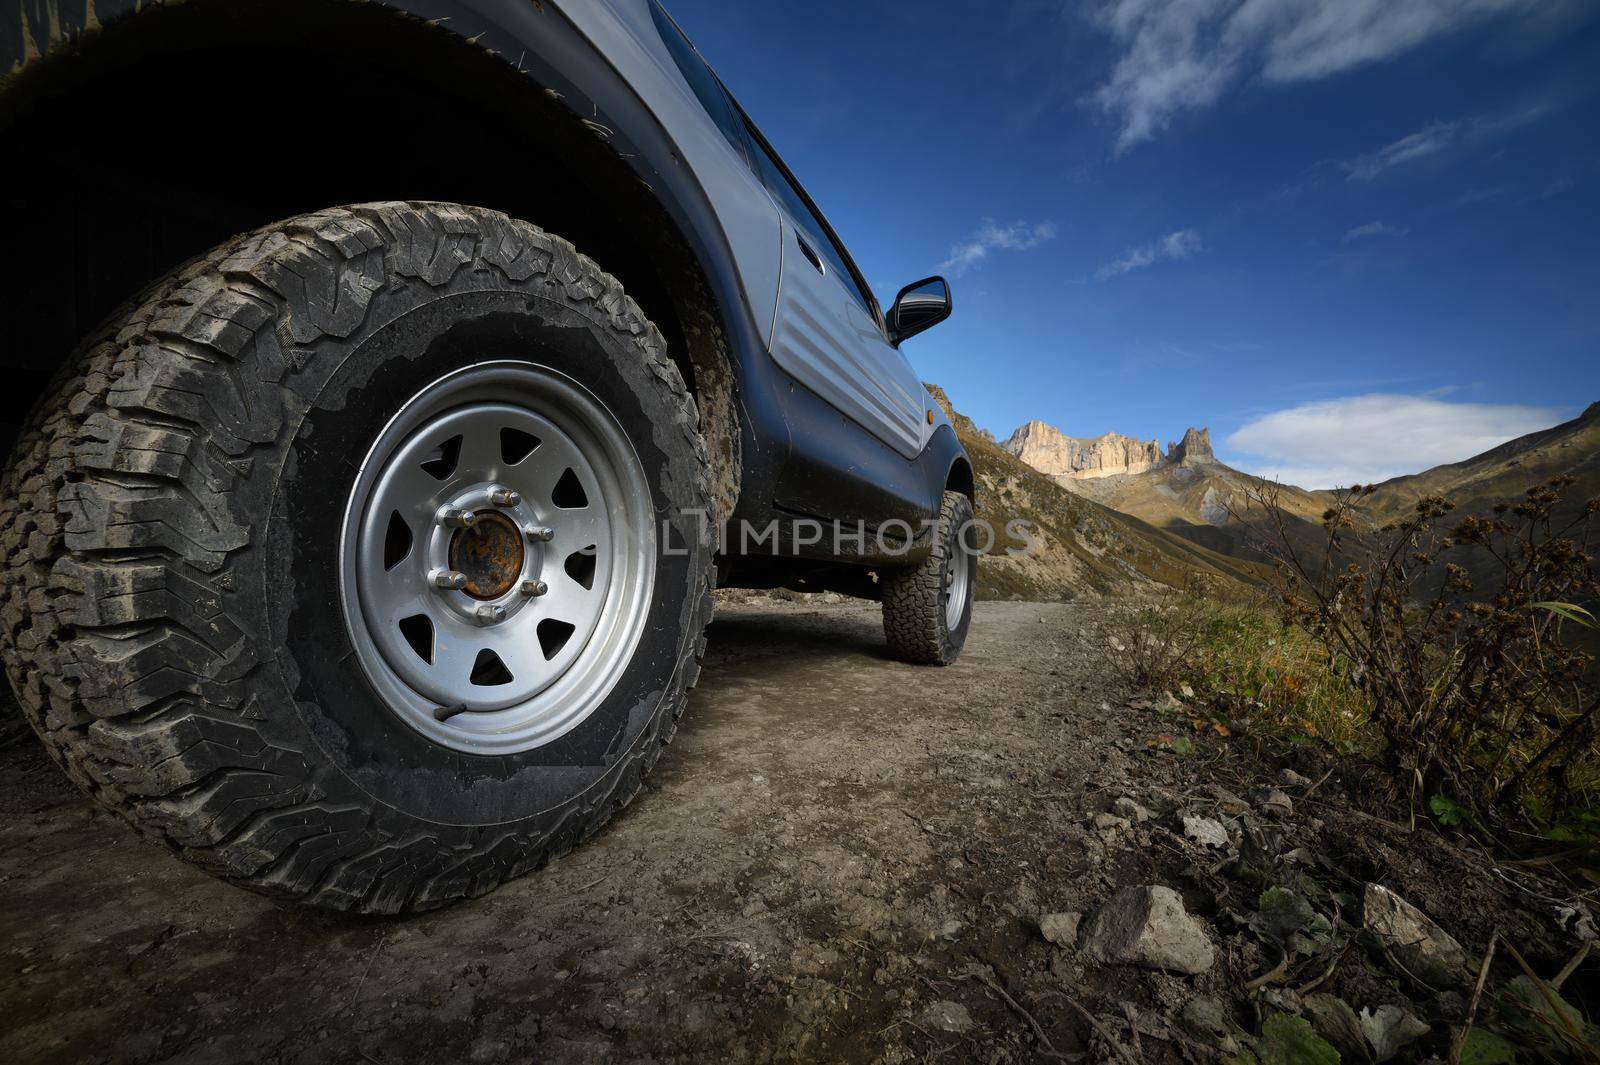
[0,0,975,912]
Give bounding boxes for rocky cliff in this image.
[1001,420,1164,480]
[1167,427,1215,465]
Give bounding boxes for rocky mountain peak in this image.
[1167,427,1215,465]
[1002,419,1163,480]
[1581,401,1600,423]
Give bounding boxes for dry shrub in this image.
[1256,476,1600,830]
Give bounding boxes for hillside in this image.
[928,387,1267,600]
[1345,401,1600,523]
[1002,420,1330,566]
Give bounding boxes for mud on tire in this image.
[0,202,714,913]
[881,491,976,666]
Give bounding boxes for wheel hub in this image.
[450,510,527,601]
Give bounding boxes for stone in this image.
[1092,812,1129,830]
[1082,886,1216,974]
[920,1000,974,1033]
[1181,815,1230,849]
[1279,768,1311,787]
[1253,788,1293,817]
[1362,884,1471,988]
[1112,797,1150,823]
[1039,911,1081,947]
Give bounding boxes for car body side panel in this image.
[767,217,931,460]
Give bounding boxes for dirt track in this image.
[0,599,1580,1064]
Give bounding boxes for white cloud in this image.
[1342,221,1406,242]
[1087,0,1543,151]
[1225,393,1561,489]
[1342,102,1552,180]
[1096,228,1202,279]
[940,219,1057,276]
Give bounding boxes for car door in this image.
[740,126,932,461]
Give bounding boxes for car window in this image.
[650,2,747,161]
[743,127,874,315]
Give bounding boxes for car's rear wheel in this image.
[881,491,976,665]
[0,202,713,913]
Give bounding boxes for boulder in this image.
[1082,886,1216,974]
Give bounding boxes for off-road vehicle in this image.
[0,0,975,912]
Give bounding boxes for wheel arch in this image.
[1,0,752,519]
[946,455,976,505]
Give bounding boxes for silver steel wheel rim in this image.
[943,532,971,630]
[339,360,655,754]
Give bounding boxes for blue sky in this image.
[666,0,1600,487]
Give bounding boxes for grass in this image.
[1114,595,1368,750]
[1119,476,1600,859]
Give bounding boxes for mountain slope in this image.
[928,387,1267,600]
[1002,420,1329,566]
[1345,401,1600,523]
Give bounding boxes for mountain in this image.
[1001,420,1164,479]
[1342,401,1600,524]
[928,387,1268,601]
[1001,418,1329,565]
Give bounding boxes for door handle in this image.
[795,233,826,275]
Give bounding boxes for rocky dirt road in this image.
[0,599,1586,1063]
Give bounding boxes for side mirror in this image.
[887,276,952,345]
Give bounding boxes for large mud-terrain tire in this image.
[881,491,976,665]
[0,203,714,913]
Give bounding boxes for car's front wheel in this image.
[0,202,713,913]
[881,491,977,665]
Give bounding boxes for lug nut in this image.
[523,524,554,542]
[475,604,507,624]
[431,569,468,590]
[489,487,521,507]
[439,507,478,528]
[520,579,548,597]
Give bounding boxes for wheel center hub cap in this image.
[451,511,526,600]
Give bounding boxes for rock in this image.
[1181,815,1229,849]
[1082,886,1216,975]
[1002,420,1164,479]
[1253,788,1293,817]
[1279,768,1311,787]
[1363,884,1471,988]
[1108,637,1127,653]
[1092,813,1130,833]
[1179,683,1195,699]
[1039,912,1081,947]
[1111,797,1150,823]
[1178,995,1243,1054]
[1167,427,1215,465]
[920,1000,974,1034]
[1155,691,1185,712]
